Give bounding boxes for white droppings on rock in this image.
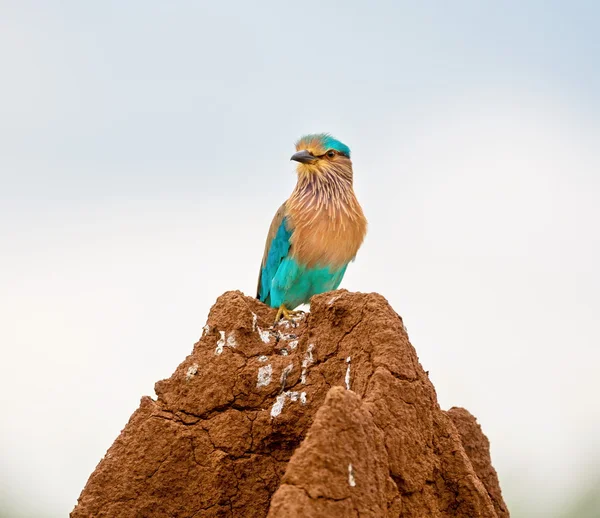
[288,340,298,350]
[345,356,351,390]
[215,331,236,355]
[257,364,273,388]
[291,311,306,322]
[279,348,289,356]
[301,344,314,384]
[348,464,356,487]
[271,393,286,417]
[202,324,210,337]
[252,312,273,343]
[227,332,237,347]
[270,390,307,418]
[257,327,272,344]
[277,332,297,341]
[328,294,341,305]
[258,355,269,362]
[215,331,226,355]
[186,363,198,380]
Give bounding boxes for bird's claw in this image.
[275,305,305,323]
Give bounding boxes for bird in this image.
[257,133,367,321]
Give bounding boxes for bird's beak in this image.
[290,150,317,164]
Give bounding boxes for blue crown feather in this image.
[298,133,351,158]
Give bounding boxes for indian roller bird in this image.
[257,133,367,321]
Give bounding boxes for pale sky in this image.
[1,2,599,517]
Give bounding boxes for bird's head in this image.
[291,133,353,182]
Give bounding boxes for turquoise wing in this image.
[257,204,292,306]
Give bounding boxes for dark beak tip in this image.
[290,150,315,164]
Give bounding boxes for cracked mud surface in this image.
[71,290,508,517]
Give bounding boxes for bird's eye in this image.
[327,151,336,158]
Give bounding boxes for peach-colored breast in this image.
[287,195,367,269]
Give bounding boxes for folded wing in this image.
[257,203,292,305]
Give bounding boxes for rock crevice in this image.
[72,290,508,517]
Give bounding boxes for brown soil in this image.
[71,290,508,517]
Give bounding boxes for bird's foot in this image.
[275,305,305,323]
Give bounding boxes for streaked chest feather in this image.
[286,191,367,269]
